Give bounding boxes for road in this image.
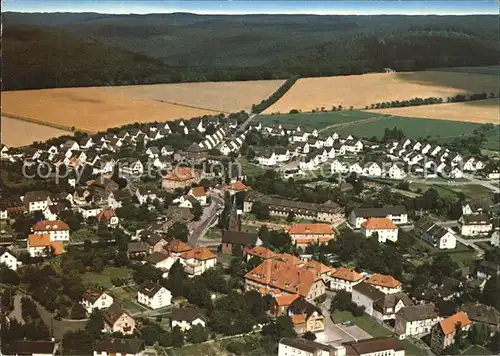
[235,112,258,136]
[188,194,224,246]
[463,173,500,193]
[409,175,499,193]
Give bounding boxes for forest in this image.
[2,13,499,90]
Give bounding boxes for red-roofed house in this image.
[32,220,70,241]
[287,223,334,247]
[431,312,472,353]
[97,209,119,227]
[27,234,65,257]
[179,247,217,276]
[361,218,399,243]
[162,167,200,190]
[188,187,208,206]
[81,288,114,314]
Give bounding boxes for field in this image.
[2,88,222,133]
[323,115,484,140]
[263,71,498,114]
[461,345,492,355]
[2,116,72,147]
[97,80,284,113]
[433,65,500,75]
[82,266,133,289]
[257,110,377,130]
[366,99,498,124]
[167,342,224,356]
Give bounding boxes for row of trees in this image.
[252,75,300,114]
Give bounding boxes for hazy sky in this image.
[3,0,499,15]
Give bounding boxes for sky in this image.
[3,0,499,15]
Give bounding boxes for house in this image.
[287,297,325,334]
[278,338,332,356]
[103,304,135,334]
[137,282,172,309]
[287,223,335,247]
[256,150,277,167]
[27,234,64,257]
[145,252,172,273]
[430,312,472,353]
[349,162,363,175]
[275,147,291,162]
[458,214,492,236]
[270,294,300,317]
[342,337,405,356]
[365,274,402,295]
[119,159,144,177]
[23,191,49,212]
[2,341,58,356]
[162,167,200,190]
[97,209,119,227]
[349,206,408,228]
[461,303,500,333]
[395,304,439,339]
[362,162,382,177]
[81,288,114,314]
[136,186,162,205]
[179,247,217,276]
[177,195,198,208]
[246,246,277,262]
[0,247,18,271]
[329,267,364,292]
[419,223,457,250]
[360,218,399,243]
[32,220,70,241]
[93,337,145,356]
[146,146,160,158]
[221,230,260,255]
[171,307,207,331]
[386,163,407,180]
[185,142,208,162]
[188,186,208,206]
[352,282,412,322]
[127,241,150,258]
[79,205,104,219]
[244,259,326,301]
[474,260,500,280]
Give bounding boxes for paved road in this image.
[188,194,224,246]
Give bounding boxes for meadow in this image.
[97,79,284,113]
[1,116,72,147]
[2,88,221,133]
[263,71,498,114]
[367,99,498,124]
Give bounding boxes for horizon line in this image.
[5,10,498,16]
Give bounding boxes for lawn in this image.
[82,267,134,289]
[257,110,376,130]
[110,285,147,315]
[440,184,496,202]
[476,241,495,252]
[331,310,392,338]
[399,339,430,356]
[328,115,484,141]
[461,345,492,355]
[167,342,222,356]
[237,158,267,177]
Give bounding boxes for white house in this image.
[119,159,144,176]
[349,162,363,175]
[278,338,332,356]
[387,163,407,180]
[79,205,104,219]
[349,206,408,228]
[360,218,399,243]
[331,159,349,174]
[257,151,277,167]
[458,214,492,236]
[365,274,402,295]
[329,267,364,292]
[395,304,439,339]
[32,220,70,241]
[188,187,208,206]
[362,162,382,177]
[137,282,172,309]
[420,224,457,250]
[179,247,217,276]
[23,191,49,212]
[171,307,207,331]
[0,247,18,271]
[81,288,114,314]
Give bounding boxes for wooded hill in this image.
[3,13,499,90]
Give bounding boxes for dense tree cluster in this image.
[252,76,300,114]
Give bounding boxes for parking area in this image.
[317,322,373,345]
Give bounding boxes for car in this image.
[342,321,355,326]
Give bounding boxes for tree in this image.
[489,332,500,353]
[453,322,465,350]
[71,303,87,320]
[303,331,317,340]
[62,329,94,355]
[190,200,203,221]
[286,211,295,222]
[168,222,189,242]
[481,276,500,310]
[0,266,20,285]
[186,325,208,343]
[330,290,351,312]
[86,310,104,339]
[261,315,296,342]
[468,323,490,345]
[251,201,270,220]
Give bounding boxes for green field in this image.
[257,110,377,130]
[326,115,484,140]
[167,342,223,356]
[82,267,133,289]
[434,65,500,75]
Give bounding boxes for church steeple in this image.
[227,194,241,231]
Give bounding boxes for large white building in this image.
[349,206,408,229]
[0,247,18,271]
[278,338,332,356]
[329,267,364,292]
[360,218,399,243]
[137,282,172,310]
[458,214,492,236]
[419,223,457,250]
[395,304,439,339]
[171,307,207,331]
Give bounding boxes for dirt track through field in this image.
[318,115,390,133]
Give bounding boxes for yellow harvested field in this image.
[263,71,498,114]
[97,79,285,113]
[366,99,499,124]
[2,116,72,147]
[1,88,220,133]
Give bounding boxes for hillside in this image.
[3,13,499,90]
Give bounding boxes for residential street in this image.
[188,194,224,246]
